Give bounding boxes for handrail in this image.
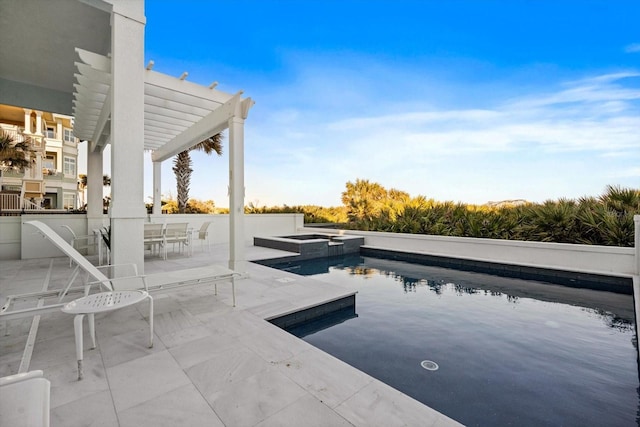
[21,198,44,210]
[0,194,44,211]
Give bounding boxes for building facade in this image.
[0,104,80,210]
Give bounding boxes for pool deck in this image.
[0,244,462,427]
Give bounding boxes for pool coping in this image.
[360,246,634,294]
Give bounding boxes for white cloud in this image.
[624,43,640,53]
[318,73,640,159]
[190,60,640,206]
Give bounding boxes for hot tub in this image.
[254,233,364,260]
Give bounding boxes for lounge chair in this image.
[2,220,240,379]
[27,221,153,380]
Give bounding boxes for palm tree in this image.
[172,134,223,213]
[0,130,35,172]
[77,174,111,209]
[78,174,87,207]
[341,179,388,227]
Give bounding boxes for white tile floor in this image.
[1,243,462,426]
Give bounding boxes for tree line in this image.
[251,179,640,247]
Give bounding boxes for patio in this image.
[0,243,461,426]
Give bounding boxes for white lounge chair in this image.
[3,221,240,379]
[20,221,153,380]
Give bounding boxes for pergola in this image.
[0,0,253,272]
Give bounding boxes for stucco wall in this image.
[3,213,636,280]
[147,213,303,245]
[0,216,22,259]
[302,226,637,278]
[19,214,101,259]
[0,213,304,260]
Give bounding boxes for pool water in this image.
[268,255,639,427]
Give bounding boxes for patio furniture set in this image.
[61,221,213,264]
[143,221,213,259]
[2,221,238,390]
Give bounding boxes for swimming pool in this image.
[265,254,638,427]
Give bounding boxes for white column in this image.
[152,161,162,215]
[35,111,42,135]
[635,215,640,275]
[56,119,63,141]
[109,0,146,273]
[228,116,246,272]
[23,109,32,134]
[87,148,104,256]
[87,148,104,228]
[633,216,640,362]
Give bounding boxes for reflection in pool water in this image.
[268,255,639,427]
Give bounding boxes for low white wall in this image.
[0,216,22,259]
[147,213,303,245]
[1,213,304,260]
[18,214,100,259]
[5,213,635,279]
[1,215,101,260]
[302,226,637,278]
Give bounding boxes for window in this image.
[63,128,76,143]
[43,154,56,174]
[45,127,55,138]
[63,193,76,210]
[63,157,76,176]
[63,128,75,143]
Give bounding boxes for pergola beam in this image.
[151,92,243,162]
[145,69,234,104]
[145,85,222,111]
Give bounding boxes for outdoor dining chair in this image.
[164,222,190,257]
[143,223,165,258]
[193,221,212,252]
[60,225,99,267]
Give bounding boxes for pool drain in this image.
[421,360,439,371]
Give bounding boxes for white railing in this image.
[0,127,26,145]
[0,194,44,211]
[22,198,44,210]
[0,123,44,149]
[0,193,20,210]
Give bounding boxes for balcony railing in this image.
[0,193,44,211]
[0,124,45,149]
[0,127,24,143]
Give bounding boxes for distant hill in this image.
[485,199,529,208]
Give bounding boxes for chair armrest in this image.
[71,234,99,249]
[0,370,44,386]
[95,263,139,277]
[0,370,50,427]
[86,274,149,292]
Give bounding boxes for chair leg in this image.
[232,277,236,307]
[88,313,96,349]
[73,314,85,380]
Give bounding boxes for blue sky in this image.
[141,0,639,207]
